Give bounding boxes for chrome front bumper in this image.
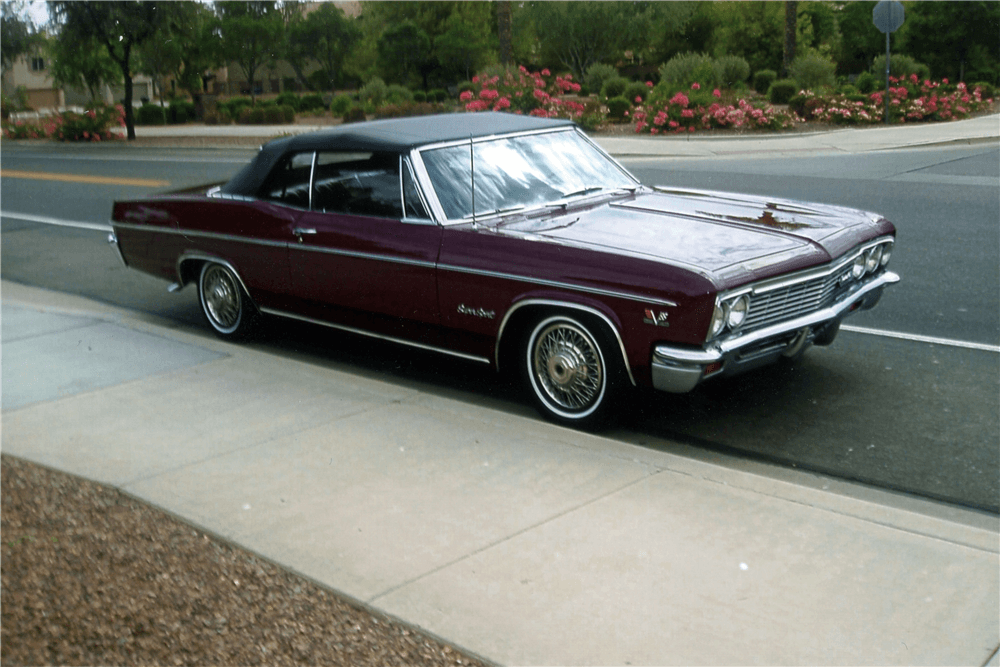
[651,270,900,393]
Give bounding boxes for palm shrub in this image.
[768,79,798,104]
[585,63,619,96]
[753,69,777,94]
[659,52,717,88]
[790,53,837,90]
[714,55,750,89]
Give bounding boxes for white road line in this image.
[842,324,999,353]
[4,207,999,355]
[1,210,112,233]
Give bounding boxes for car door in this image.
[289,150,443,339]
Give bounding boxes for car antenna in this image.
[470,135,477,227]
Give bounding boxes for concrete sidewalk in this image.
[115,111,1000,158]
[2,280,998,666]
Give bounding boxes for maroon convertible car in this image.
[110,112,899,428]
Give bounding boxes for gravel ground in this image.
[1,455,492,667]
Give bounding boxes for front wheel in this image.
[198,262,257,340]
[523,314,623,429]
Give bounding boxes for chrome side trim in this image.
[288,244,437,269]
[175,252,256,307]
[494,298,636,387]
[107,231,127,267]
[440,264,678,308]
[258,307,492,365]
[112,222,290,249]
[112,221,679,308]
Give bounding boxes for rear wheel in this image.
[198,262,257,340]
[522,314,623,429]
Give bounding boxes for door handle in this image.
[292,227,317,242]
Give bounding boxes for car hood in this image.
[498,187,886,284]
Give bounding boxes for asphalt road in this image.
[2,143,997,513]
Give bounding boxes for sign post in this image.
[872,0,905,124]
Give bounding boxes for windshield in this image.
[419,129,637,222]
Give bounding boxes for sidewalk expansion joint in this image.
[366,466,667,605]
[696,474,999,554]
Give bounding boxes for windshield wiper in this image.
[560,186,606,199]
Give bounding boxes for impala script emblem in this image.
[457,304,496,320]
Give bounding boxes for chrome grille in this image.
[743,266,853,332]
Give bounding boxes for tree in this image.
[376,19,431,88]
[1,0,39,74]
[706,2,784,75]
[834,1,882,75]
[285,2,359,93]
[50,1,173,139]
[434,11,494,82]
[783,1,797,77]
[525,2,647,79]
[216,1,284,104]
[496,0,513,67]
[48,32,120,103]
[901,1,1000,83]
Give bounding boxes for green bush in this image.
[855,71,877,94]
[584,63,619,95]
[204,109,232,125]
[429,89,448,103]
[659,52,717,88]
[220,97,253,118]
[600,77,629,100]
[385,84,414,105]
[790,53,837,90]
[299,93,326,112]
[358,77,388,109]
[768,79,798,104]
[624,81,650,104]
[168,100,195,124]
[373,101,443,119]
[342,104,366,123]
[413,90,427,103]
[275,92,302,111]
[714,55,750,88]
[606,95,632,122]
[237,107,265,124]
[872,54,929,81]
[753,69,777,94]
[972,81,996,98]
[330,93,353,116]
[457,81,476,95]
[136,103,166,125]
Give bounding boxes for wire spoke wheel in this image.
[525,315,613,425]
[198,262,255,339]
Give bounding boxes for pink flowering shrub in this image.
[461,66,585,120]
[633,82,797,135]
[3,105,125,141]
[794,76,993,125]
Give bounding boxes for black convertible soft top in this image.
[220,112,575,196]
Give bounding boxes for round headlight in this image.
[726,295,749,329]
[709,304,726,338]
[865,246,882,273]
[852,254,866,279]
[880,243,892,266]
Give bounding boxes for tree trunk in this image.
[783,1,798,79]
[121,46,136,140]
[497,0,513,67]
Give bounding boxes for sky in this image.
[25,0,49,28]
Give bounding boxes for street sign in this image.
[873,0,905,34]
